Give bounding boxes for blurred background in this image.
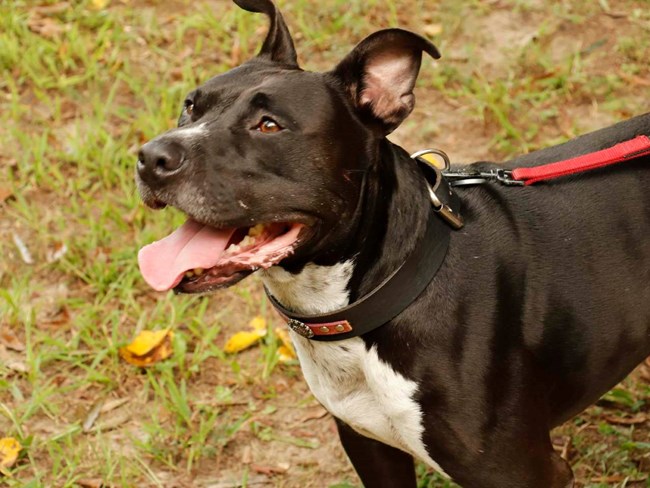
[0,0,649,486]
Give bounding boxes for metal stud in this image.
[335,324,346,332]
[319,326,330,333]
[287,319,314,338]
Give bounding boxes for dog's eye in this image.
[184,100,194,115]
[256,117,282,133]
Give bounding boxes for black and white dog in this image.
[135,1,650,486]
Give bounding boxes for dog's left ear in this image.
[233,0,298,68]
[332,29,440,134]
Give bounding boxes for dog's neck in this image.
[262,140,431,315]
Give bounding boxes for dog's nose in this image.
[137,139,186,183]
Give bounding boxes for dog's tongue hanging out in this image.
[138,220,235,291]
[138,219,304,292]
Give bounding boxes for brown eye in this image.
[184,100,194,115]
[257,117,282,133]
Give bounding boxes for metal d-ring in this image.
[427,184,443,211]
[412,148,464,229]
[410,148,451,172]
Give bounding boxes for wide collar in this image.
[265,153,461,341]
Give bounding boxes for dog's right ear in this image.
[331,29,440,134]
[233,0,298,68]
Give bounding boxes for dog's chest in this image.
[292,334,444,470]
[262,262,444,472]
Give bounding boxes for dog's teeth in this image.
[185,271,194,278]
[194,268,204,276]
[240,236,252,247]
[248,224,265,237]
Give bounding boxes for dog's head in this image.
[136,0,439,294]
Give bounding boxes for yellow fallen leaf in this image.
[277,345,296,363]
[423,23,443,37]
[223,316,267,354]
[123,329,171,356]
[224,331,264,354]
[249,316,267,334]
[90,0,110,9]
[274,327,296,358]
[119,329,174,367]
[0,437,21,475]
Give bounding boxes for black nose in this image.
[137,139,186,184]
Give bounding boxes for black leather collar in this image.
[265,157,461,341]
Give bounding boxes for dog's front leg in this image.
[335,418,417,487]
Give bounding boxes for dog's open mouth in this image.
[138,219,304,293]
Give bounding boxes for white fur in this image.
[261,261,354,314]
[261,261,447,476]
[173,122,207,140]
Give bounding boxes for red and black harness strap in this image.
[510,135,650,185]
[445,135,650,187]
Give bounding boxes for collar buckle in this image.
[287,319,314,338]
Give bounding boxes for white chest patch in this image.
[261,261,445,474]
[261,261,354,314]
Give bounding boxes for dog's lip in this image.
[149,199,167,210]
[140,190,320,230]
[174,270,252,294]
[185,212,317,233]
[140,194,167,210]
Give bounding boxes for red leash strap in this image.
[511,135,650,185]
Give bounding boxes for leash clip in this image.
[411,148,464,229]
[425,169,464,230]
[494,169,525,186]
[428,185,464,229]
[445,169,525,187]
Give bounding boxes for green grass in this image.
[1,0,649,486]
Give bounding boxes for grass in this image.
[1,0,649,486]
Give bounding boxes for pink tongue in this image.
[138,219,235,291]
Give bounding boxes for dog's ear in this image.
[233,0,298,67]
[332,29,440,134]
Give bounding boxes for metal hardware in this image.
[436,203,465,229]
[447,177,489,186]
[287,319,314,338]
[443,170,489,186]
[443,169,525,187]
[429,184,464,229]
[426,168,465,230]
[411,148,451,171]
[410,147,465,228]
[335,324,346,332]
[411,147,525,187]
[495,169,525,186]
